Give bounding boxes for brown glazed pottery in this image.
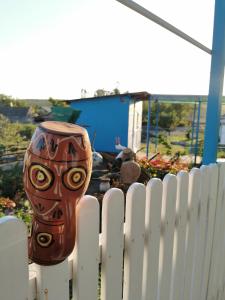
[23,121,92,265]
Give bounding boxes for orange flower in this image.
[0,197,16,209]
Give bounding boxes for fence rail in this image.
[0,145,26,165]
[1,163,225,300]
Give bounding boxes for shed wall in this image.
[70,96,130,152]
[128,100,143,152]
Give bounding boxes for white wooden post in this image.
[171,171,189,300]
[158,174,177,300]
[73,195,100,300]
[0,216,29,300]
[142,178,163,300]
[101,188,124,300]
[123,183,146,300]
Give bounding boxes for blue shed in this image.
[68,92,149,153]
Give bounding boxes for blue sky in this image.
[0,0,217,99]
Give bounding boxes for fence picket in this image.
[123,183,146,300]
[215,163,225,300]
[73,195,100,300]
[29,265,38,300]
[0,216,29,300]
[158,174,177,300]
[219,192,225,300]
[171,171,189,300]
[142,178,163,300]
[101,188,124,300]
[32,259,69,300]
[207,163,225,300]
[191,165,210,300]
[200,164,219,300]
[183,168,201,300]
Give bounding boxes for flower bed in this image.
[138,154,190,180]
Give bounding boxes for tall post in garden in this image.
[146,96,152,158]
[203,0,225,164]
[155,99,160,152]
[194,99,201,164]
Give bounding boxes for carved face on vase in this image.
[23,121,92,265]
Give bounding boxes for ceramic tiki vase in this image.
[23,121,92,265]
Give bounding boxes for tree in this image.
[0,94,29,107]
[143,101,192,132]
[94,88,121,97]
[0,114,26,147]
[0,94,14,107]
[94,89,110,97]
[48,97,68,107]
[0,114,10,137]
[110,88,120,95]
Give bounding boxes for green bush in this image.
[0,165,32,228]
[18,123,36,140]
[0,196,32,229]
[217,150,225,158]
[158,134,172,155]
[0,164,25,199]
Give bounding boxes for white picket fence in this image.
[1,163,225,300]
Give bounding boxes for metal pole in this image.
[190,102,197,154]
[115,0,211,54]
[146,97,151,158]
[203,0,225,164]
[194,99,201,164]
[155,99,160,152]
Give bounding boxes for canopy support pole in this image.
[115,0,211,54]
[203,0,225,164]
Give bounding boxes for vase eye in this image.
[29,164,54,191]
[36,232,52,247]
[62,167,87,191]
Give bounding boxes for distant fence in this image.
[0,145,26,167]
[1,163,225,300]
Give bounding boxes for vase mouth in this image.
[39,121,87,136]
